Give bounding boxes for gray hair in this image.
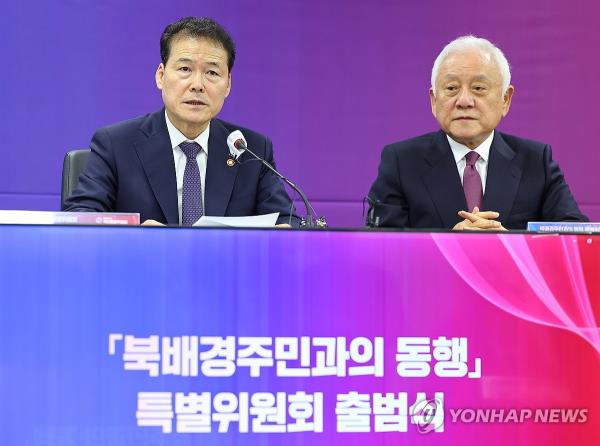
[430,35,511,96]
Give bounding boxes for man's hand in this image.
[452,207,507,231]
[141,219,166,226]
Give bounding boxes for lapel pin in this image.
[226,157,235,167]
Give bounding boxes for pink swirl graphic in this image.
[431,233,600,355]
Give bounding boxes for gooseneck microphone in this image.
[226,130,323,228]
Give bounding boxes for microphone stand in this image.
[235,144,325,228]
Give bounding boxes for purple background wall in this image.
[2,0,598,227]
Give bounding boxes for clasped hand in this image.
[452,206,507,231]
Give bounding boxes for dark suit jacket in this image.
[368,130,587,229]
[63,109,299,226]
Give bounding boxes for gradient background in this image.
[2,0,599,226]
[0,226,599,445]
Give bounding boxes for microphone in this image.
[226,130,324,228]
[226,130,246,160]
[365,195,381,228]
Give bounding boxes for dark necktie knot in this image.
[180,141,202,159]
[465,151,480,167]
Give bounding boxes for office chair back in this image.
[61,149,90,208]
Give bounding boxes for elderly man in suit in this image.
[368,35,587,230]
[63,17,297,226]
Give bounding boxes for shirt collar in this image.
[164,110,210,153]
[447,130,494,165]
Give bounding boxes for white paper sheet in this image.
[193,213,280,228]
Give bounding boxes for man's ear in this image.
[502,85,515,117]
[429,87,437,116]
[225,73,232,98]
[155,63,165,90]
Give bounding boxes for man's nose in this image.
[190,71,205,92]
[456,87,475,108]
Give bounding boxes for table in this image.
[0,225,598,445]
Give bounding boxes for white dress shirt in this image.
[165,111,210,225]
[447,131,494,194]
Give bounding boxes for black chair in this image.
[61,149,90,209]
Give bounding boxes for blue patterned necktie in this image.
[179,141,204,226]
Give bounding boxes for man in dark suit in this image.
[63,17,297,227]
[368,35,587,230]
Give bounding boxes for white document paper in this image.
[193,213,279,228]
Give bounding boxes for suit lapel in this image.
[204,119,239,216]
[134,110,179,224]
[483,132,522,222]
[421,131,468,227]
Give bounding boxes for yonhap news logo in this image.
[412,397,445,433]
[448,408,588,424]
[416,405,588,434]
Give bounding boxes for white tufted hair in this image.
[430,35,511,96]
